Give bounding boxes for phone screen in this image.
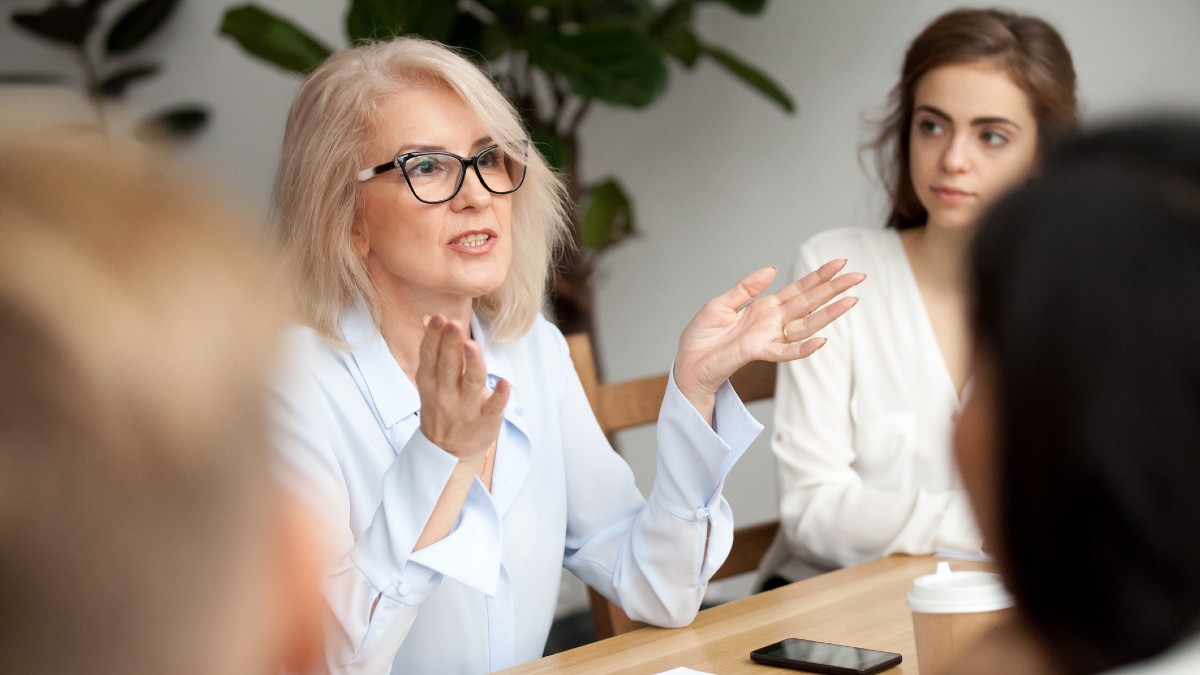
[750,638,902,675]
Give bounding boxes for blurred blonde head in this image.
[273,36,570,342]
[0,107,319,675]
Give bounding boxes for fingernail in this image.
[422,314,431,327]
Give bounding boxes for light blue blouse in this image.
[272,303,762,674]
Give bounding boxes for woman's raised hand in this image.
[673,260,865,421]
[416,314,509,463]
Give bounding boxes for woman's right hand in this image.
[416,314,509,463]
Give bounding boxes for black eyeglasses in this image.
[356,144,527,204]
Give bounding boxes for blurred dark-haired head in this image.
[960,118,1200,673]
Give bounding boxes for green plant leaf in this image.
[652,2,701,67]
[11,4,99,47]
[346,0,458,43]
[446,11,497,59]
[345,0,402,42]
[530,122,569,174]
[105,0,181,55]
[135,104,208,142]
[580,178,635,250]
[95,63,159,98]
[703,44,794,113]
[475,0,522,26]
[580,0,656,25]
[220,5,332,75]
[527,26,667,108]
[703,0,767,14]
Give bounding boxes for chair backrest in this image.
[565,332,780,639]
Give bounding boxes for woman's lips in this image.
[931,186,974,204]
[449,229,497,254]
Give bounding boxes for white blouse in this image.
[272,303,762,674]
[763,227,983,582]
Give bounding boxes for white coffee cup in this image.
[907,562,1015,675]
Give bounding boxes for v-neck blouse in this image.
[271,303,762,674]
[764,227,983,583]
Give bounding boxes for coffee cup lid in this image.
[906,562,1014,614]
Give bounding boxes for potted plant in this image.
[4,0,208,141]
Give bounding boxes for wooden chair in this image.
[565,332,781,639]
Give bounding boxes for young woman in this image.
[268,37,863,673]
[763,8,1080,585]
[953,118,1200,675]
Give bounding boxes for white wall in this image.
[5,0,1199,605]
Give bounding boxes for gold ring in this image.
[782,324,791,344]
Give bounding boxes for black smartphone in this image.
[749,638,902,675]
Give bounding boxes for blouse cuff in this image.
[408,480,503,595]
[352,431,504,599]
[650,366,762,510]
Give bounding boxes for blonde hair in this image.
[273,36,570,342]
[0,112,287,675]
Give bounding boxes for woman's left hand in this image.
[673,259,865,422]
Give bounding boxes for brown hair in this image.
[871,7,1079,229]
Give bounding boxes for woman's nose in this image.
[452,168,491,209]
[941,134,971,173]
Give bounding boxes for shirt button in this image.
[396,581,411,595]
[694,507,710,520]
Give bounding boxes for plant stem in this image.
[75,44,108,137]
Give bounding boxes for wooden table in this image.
[499,555,994,674]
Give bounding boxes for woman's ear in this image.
[350,224,369,258]
[271,493,327,674]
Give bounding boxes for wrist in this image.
[673,359,720,401]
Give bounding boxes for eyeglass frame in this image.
[356,143,528,205]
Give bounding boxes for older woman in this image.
[269,37,863,674]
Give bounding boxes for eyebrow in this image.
[393,136,496,156]
[915,104,1022,130]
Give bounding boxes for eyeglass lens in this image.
[401,146,523,203]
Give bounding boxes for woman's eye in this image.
[980,130,1008,147]
[407,156,449,178]
[917,119,944,136]
[478,151,500,170]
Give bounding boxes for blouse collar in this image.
[338,302,517,430]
